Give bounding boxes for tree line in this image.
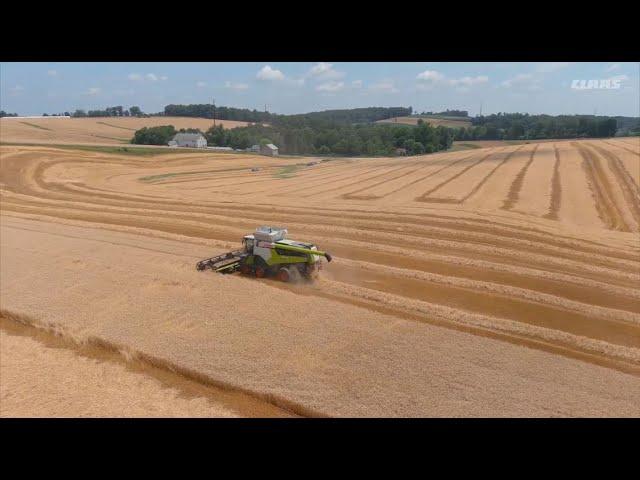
[162,105,412,126]
[129,117,453,156]
[130,126,204,145]
[205,117,452,156]
[163,104,272,122]
[71,106,146,117]
[0,111,19,117]
[420,109,469,117]
[458,113,619,140]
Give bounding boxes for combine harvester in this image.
[196,226,332,282]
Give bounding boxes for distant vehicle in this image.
[251,167,260,172]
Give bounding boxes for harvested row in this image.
[543,145,562,220]
[575,142,631,232]
[588,143,640,229]
[502,145,541,211]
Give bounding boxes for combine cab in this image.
[196,226,332,282]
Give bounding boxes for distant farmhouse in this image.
[260,143,279,156]
[169,133,207,148]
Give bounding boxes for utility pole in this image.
[212,98,216,128]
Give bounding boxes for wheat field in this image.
[1,136,639,416]
[0,116,247,145]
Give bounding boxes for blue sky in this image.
[1,62,638,116]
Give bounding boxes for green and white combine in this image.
[196,226,332,282]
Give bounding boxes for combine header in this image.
[196,226,332,282]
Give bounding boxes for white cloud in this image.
[47,69,57,77]
[605,63,621,72]
[534,62,572,73]
[351,80,363,88]
[417,70,446,84]
[225,81,249,91]
[417,70,489,90]
[196,81,207,88]
[85,87,101,96]
[500,73,540,90]
[449,75,489,87]
[257,65,285,81]
[369,80,399,93]
[307,62,344,80]
[316,81,345,92]
[129,73,165,82]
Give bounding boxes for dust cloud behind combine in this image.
[1,135,639,417]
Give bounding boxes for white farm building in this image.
[260,143,279,156]
[170,133,207,148]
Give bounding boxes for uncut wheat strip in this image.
[319,279,640,366]
[335,257,640,325]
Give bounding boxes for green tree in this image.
[131,125,177,145]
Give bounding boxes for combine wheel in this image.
[277,267,291,282]
[255,266,266,278]
[240,263,251,275]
